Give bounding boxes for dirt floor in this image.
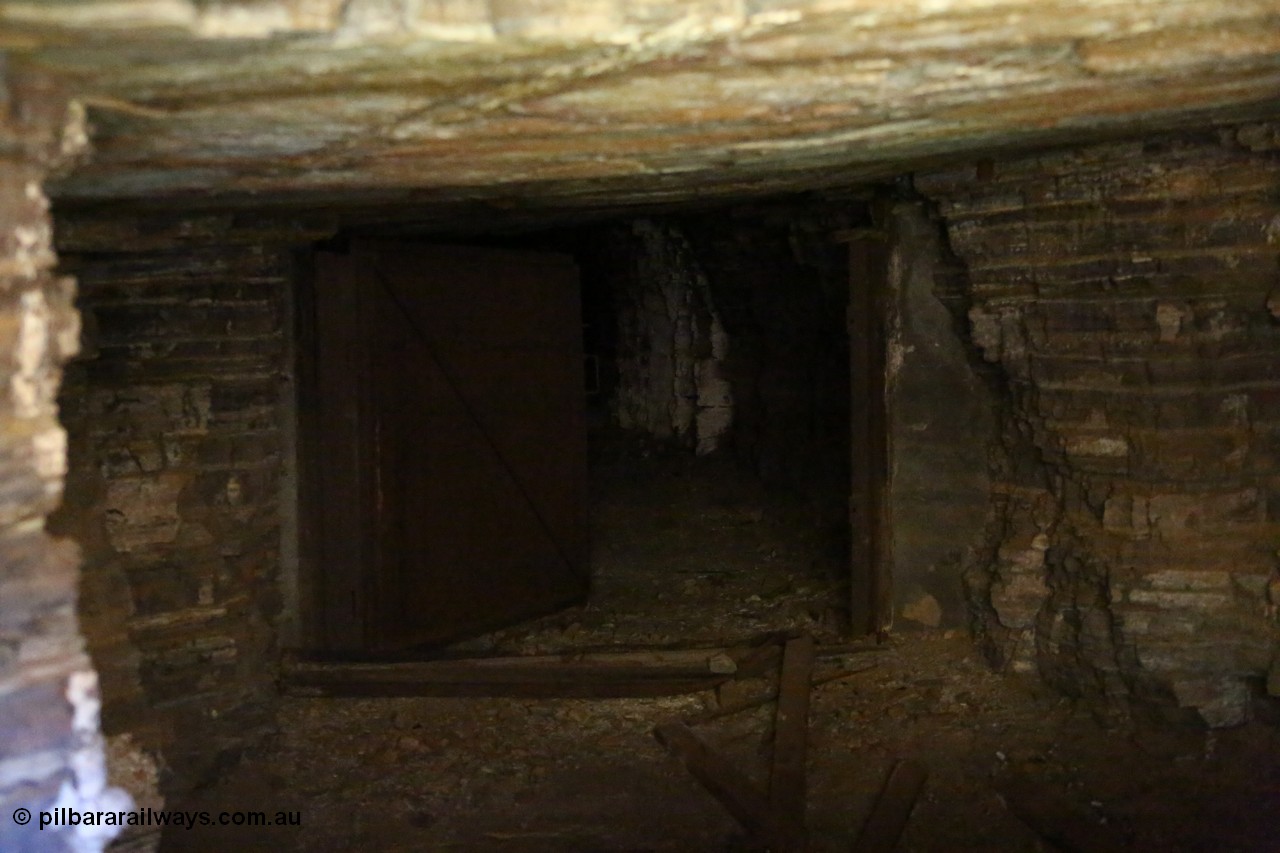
[163,441,1280,852]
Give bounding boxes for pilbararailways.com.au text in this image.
[14,806,302,831]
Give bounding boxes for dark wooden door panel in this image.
[308,241,589,653]
[309,251,370,650]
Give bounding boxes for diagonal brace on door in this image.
[372,264,586,583]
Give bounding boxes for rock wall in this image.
[607,219,733,456]
[20,0,1280,215]
[680,207,851,495]
[885,201,1000,629]
[0,69,130,852]
[599,209,851,495]
[50,217,300,795]
[917,124,1280,726]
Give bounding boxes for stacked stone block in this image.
[918,124,1280,726]
[52,233,292,791]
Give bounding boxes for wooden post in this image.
[841,227,892,636]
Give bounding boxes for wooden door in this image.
[304,241,589,653]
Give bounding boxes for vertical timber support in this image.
[842,225,892,637]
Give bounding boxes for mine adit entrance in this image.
[293,200,883,664]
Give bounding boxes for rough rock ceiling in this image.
[6,0,1280,216]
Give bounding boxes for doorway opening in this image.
[295,200,869,659]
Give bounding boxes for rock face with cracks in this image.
[0,0,1275,213]
[0,64,131,853]
[917,124,1280,728]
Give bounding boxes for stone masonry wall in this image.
[0,68,130,852]
[49,224,294,795]
[917,124,1280,727]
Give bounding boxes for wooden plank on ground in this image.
[684,663,878,726]
[653,722,794,852]
[280,639,880,699]
[720,636,884,680]
[287,677,725,699]
[769,634,816,850]
[995,772,1128,853]
[280,647,756,698]
[852,759,928,853]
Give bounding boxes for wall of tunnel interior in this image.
[917,124,1280,728]
[42,198,876,811]
[0,70,128,853]
[2,62,1279,851]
